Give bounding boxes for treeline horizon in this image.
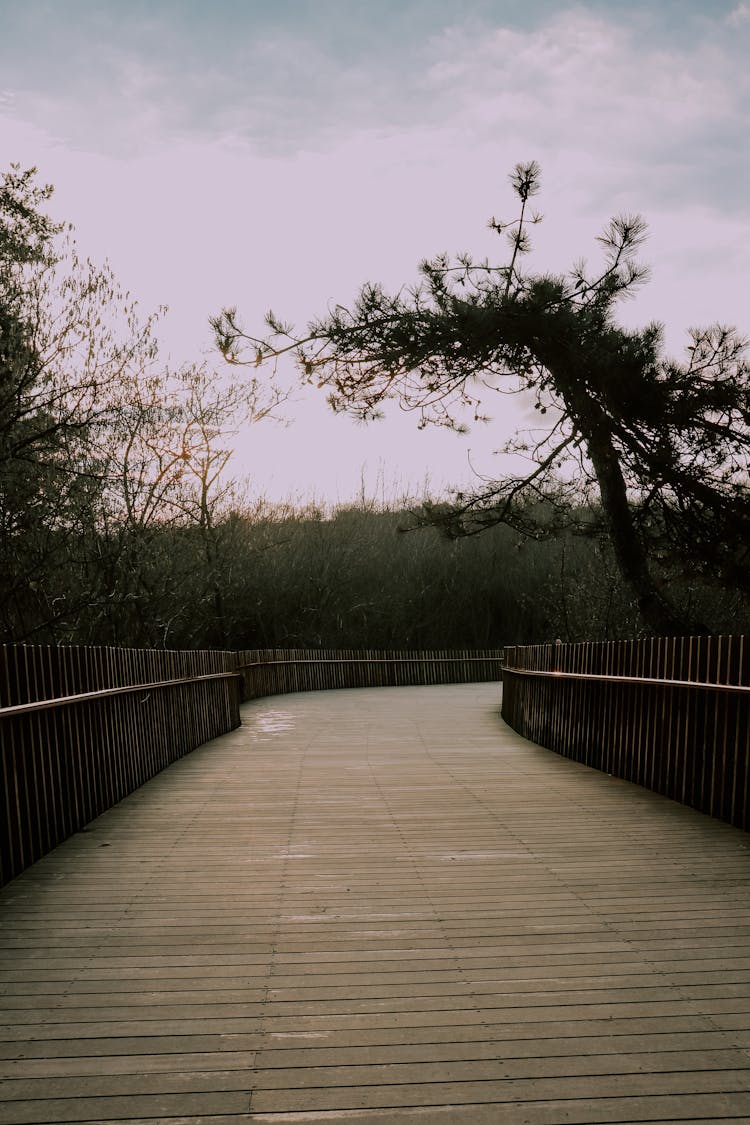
[6,494,748,651]
[3,163,749,651]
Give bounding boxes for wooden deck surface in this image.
[1,682,750,1124]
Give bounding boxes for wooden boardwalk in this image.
[1,682,750,1124]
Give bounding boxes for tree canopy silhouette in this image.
[212,162,750,635]
[0,165,158,637]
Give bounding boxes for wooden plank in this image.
[1,683,750,1123]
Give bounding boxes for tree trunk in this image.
[579,411,696,636]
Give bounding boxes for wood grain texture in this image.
[1,682,749,1123]
[502,636,750,830]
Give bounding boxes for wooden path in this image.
[1,683,750,1124]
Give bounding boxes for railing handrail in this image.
[501,634,750,831]
[0,671,241,719]
[1,653,506,717]
[236,655,504,669]
[501,665,750,695]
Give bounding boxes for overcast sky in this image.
[1,0,748,504]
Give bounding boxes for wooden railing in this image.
[4,634,746,886]
[501,636,750,831]
[0,645,242,887]
[0,645,504,886]
[236,647,505,699]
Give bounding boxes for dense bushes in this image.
[3,165,747,650]
[15,499,745,650]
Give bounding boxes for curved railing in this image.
[0,645,504,885]
[235,647,504,698]
[501,636,750,831]
[0,646,242,886]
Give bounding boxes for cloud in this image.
[0,0,473,156]
[2,2,747,191]
[419,9,749,214]
[1,1,748,501]
[728,2,750,24]
[4,5,746,344]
